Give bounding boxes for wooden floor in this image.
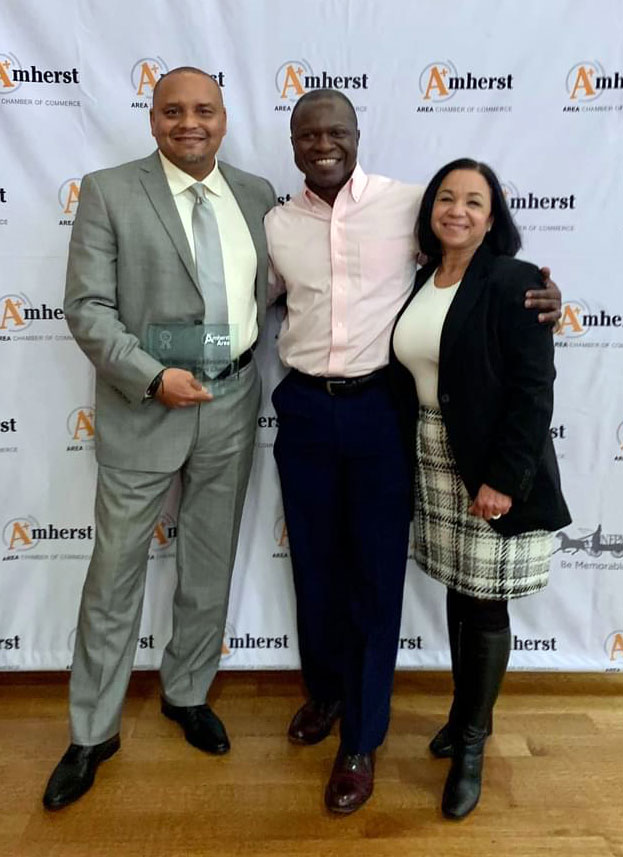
[0,670,622,857]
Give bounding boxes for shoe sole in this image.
[325,793,373,815]
[287,731,332,746]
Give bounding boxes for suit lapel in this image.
[439,243,493,371]
[138,152,200,291]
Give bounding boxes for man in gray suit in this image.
[43,67,276,810]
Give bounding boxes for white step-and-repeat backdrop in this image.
[1,0,622,673]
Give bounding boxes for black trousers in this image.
[272,370,411,753]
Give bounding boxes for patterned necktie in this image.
[189,182,230,376]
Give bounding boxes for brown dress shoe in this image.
[325,748,375,814]
[287,699,342,745]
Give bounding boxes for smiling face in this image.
[150,71,226,179]
[290,96,359,205]
[431,169,493,256]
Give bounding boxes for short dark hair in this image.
[290,89,358,132]
[417,158,521,259]
[152,66,222,106]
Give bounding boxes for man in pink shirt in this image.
[265,90,560,814]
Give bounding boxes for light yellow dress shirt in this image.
[159,152,258,357]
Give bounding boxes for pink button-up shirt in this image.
[265,164,423,377]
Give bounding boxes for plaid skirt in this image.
[414,408,552,600]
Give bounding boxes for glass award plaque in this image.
[147,323,239,398]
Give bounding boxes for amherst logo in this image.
[130,58,224,108]
[275,59,369,106]
[58,178,81,224]
[605,631,623,663]
[221,623,290,660]
[566,61,622,102]
[419,60,512,103]
[151,513,177,553]
[0,52,79,91]
[22,524,94,541]
[66,406,95,451]
[502,181,576,212]
[2,516,41,553]
[131,57,169,102]
[273,515,289,557]
[513,636,558,652]
[555,300,623,342]
[0,293,65,334]
[0,635,20,651]
[616,422,623,461]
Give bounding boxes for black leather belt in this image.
[204,347,253,381]
[291,367,387,397]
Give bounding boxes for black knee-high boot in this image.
[441,625,510,819]
[430,592,493,759]
[429,591,461,757]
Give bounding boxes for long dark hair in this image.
[417,158,521,260]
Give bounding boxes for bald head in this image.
[153,66,223,109]
[290,89,358,133]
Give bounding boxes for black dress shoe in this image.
[288,699,342,745]
[43,734,120,810]
[161,698,230,754]
[325,748,375,814]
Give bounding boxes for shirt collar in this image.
[158,151,223,198]
[303,162,368,207]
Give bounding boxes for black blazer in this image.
[389,243,571,537]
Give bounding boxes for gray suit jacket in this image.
[64,151,276,472]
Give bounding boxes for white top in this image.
[393,271,460,408]
[159,152,258,357]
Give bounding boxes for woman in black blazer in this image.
[391,158,570,820]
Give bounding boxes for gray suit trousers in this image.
[69,361,261,745]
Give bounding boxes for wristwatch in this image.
[145,370,164,400]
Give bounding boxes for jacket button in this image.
[440,394,450,404]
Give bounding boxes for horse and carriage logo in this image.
[554,524,623,558]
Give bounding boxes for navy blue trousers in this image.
[272,371,411,753]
